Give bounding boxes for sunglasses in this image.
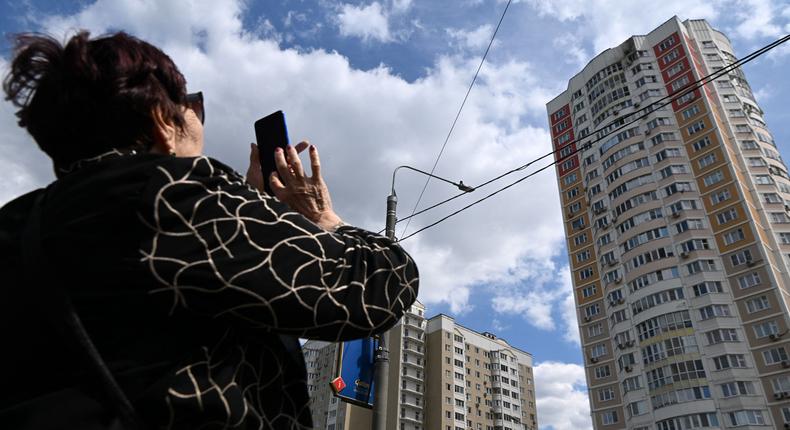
[186,91,205,124]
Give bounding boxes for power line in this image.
[396,33,790,241]
[378,34,783,235]
[398,0,513,239]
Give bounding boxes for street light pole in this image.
[372,166,473,430]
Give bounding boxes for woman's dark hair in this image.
[3,31,188,168]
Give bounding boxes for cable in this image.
[377,37,753,236]
[387,33,790,231]
[396,33,790,241]
[398,0,513,239]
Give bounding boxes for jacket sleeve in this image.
[137,156,419,342]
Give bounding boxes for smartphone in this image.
[254,110,290,195]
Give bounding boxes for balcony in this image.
[402,372,423,383]
[400,414,422,425]
[404,332,424,343]
[402,359,424,369]
[402,385,423,395]
[403,347,424,356]
[404,317,425,329]
[402,400,422,409]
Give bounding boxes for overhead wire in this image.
[395,33,790,242]
[379,33,789,236]
[398,0,513,239]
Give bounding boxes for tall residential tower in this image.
[548,17,790,430]
[303,301,538,430]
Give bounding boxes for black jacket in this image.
[0,151,419,429]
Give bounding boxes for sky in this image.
[1,1,789,429]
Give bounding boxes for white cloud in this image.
[446,24,494,51]
[0,59,53,203]
[252,17,282,44]
[0,0,566,318]
[753,84,773,103]
[534,361,592,430]
[337,2,392,43]
[559,267,580,345]
[486,260,580,343]
[731,0,783,40]
[552,33,589,68]
[391,0,413,14]
[521,0,723,54]
[488,259,564,331]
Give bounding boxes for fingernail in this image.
[310,144,316,151]
[275,147,283,153]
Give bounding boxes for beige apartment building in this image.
[303,301,538,430]
[547,16,790,430]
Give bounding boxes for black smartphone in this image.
[254,110,290,195]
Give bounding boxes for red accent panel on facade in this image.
[653,32,681,57]
[665,71,695,96]
[558,155,579,177]
[552,117,572,137]
[660,57,691,82]
[550,104,570,127]
[553,130,576,149]
[555,142,577,163]
[657,46,686,71]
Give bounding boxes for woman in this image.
[0,31,418,429]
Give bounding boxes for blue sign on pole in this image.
[330,337,377,408]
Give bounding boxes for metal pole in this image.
[373,193,397,430]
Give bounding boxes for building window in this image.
[763,347,789,365]
[731,249,753,266]
[702,170,724,187]
[601,410,618,425]
[710,188,731,204]
[753,320,779,339]
[716,208,738,224]
[598,388,615,402]
[745,295,770,313]
[705,328,738,345]
[720,381,756,397]
[594,365,610,379]
[697,152,716,169]
[686,120,705,136]
[728,410,766,426]
[738,272,761,289]
[712,354,747,370]
[699,304,730,320]
[581,284,597,298]
[722,228,745,245]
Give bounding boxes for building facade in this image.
[303,301,538,430]
[423,314,538,430]
[547,16,790,430]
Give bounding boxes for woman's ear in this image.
[150,107,176,155]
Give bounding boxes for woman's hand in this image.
[246,141,344,231]
[246,141,308,193]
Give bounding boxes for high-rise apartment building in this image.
[548,16,790,429]
[302,301,538,430]
[423,314,538,430]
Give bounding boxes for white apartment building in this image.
[548,16,790,430]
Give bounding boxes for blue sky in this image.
[1,1,789,429]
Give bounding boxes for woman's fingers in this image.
[294,141,309,154]
[273,147,292,180]
[308,145,321,179]
[249,142,260,165]
[285,145,305,177]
